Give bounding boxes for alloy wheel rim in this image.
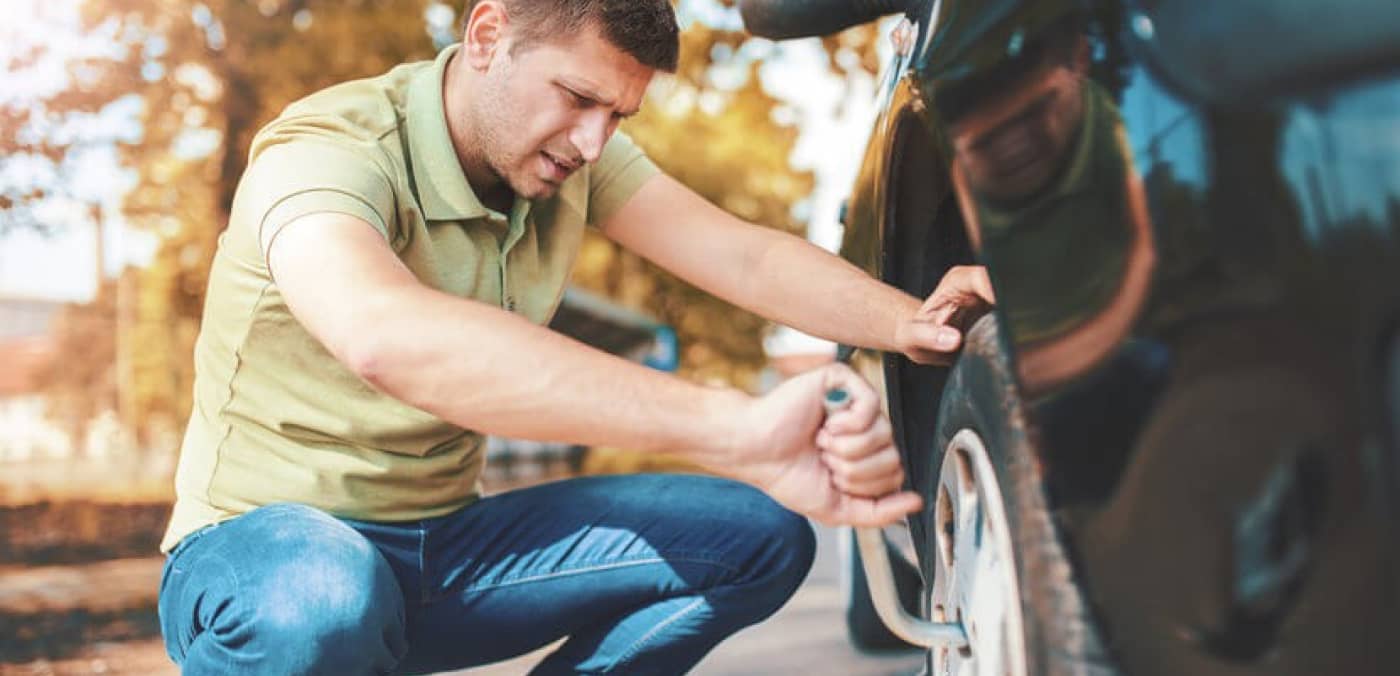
[929,428,1028,676]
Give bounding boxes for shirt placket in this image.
[499,199,530,313]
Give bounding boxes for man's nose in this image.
[570,110,613,164]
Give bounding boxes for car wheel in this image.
[841,526,921,652]
[922,315,1116,676]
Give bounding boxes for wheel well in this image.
[880,109,976,497]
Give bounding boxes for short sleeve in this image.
[586,131,660,225]
[237,136,397,259]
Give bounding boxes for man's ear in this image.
[463,0,509,70]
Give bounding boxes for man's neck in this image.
[442,53,514,215]
[476,182,515,215]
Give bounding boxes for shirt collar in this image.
[406,44,490,221]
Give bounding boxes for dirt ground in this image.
[0,638,175,676]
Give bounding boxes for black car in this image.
[742,1,1400,674]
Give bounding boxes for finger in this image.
[918,266,996,319]
[826,456,905,498]
[823,406,883,436]
[829,491,924,527]
[821,444,902,482]
[944,265,996,306]
[901,320,962,356]
[818,416,892,460]
[917,290,945,317]
[828,451,905,496]
[818,364,880,431]
[834,471,906,499]
[929,301,962,328]
[965,265,997,305]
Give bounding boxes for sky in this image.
[0,0,891,304]
[0,0,150,301]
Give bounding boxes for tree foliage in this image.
[15,1,821,449]
[23,1,444,445]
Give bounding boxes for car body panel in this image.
[836,0,1400,672]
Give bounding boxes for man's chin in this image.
[509,175,562,202]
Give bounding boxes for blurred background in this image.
[0,0,921,673]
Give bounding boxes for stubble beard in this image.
[470,86,556,203]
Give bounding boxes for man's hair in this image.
[466,0,680,72]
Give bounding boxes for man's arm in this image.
[599,173,994,364]
[270,211,743,456]
[267,211,920,526]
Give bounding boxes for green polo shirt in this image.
[161,45,658,552]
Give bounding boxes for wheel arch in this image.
[874,81,977,500]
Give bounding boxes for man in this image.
[157,1,994,673]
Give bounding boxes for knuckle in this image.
[847,460,875,480]
[854,486,880,499]
[854,441,881,460]
[827,439,855,459]
[838,437,873,459]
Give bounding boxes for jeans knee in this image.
[256,542,405,669]
[713,500,815,626]
[778,509,817,583]
[760,507,816,600]
[189,506,410,673]
[162,504,408,674]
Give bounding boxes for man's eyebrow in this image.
[557,78,639,117]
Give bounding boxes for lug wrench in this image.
[823,383,969,650]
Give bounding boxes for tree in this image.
[26,0,446,446]
[17,0,829,457]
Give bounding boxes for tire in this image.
[920,315,1117,676]
[841,526,922,652]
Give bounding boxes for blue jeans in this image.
[158,474,816,674]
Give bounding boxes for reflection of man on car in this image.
[938,13,1155,396]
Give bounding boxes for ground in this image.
[0,483,922,676]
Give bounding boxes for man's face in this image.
[465,22,655,201]
[949,60,1086,203]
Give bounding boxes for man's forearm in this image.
[599,176,920,352]
[347,282,749,468]
[734,228,920,351]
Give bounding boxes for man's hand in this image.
[729,363,921,527]
[893,265,996,365]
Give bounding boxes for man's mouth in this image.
[541,151,580,182]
